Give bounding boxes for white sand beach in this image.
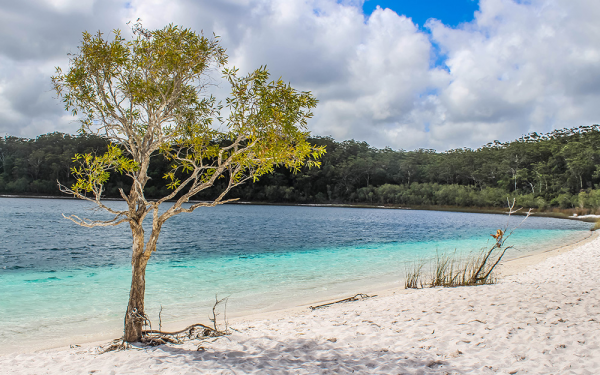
[2,233,600,374]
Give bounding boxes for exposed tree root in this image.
[98,295,230,353]
[143,323,217,336]
[142,323,226,346]
[98,339,133,354]
[309,293,375,310]
[98,323,227,353]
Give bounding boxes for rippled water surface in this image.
[0,197,591,353]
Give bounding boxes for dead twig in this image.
[158,305,163,332]
[210,294,229,333]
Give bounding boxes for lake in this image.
[0,197,591,353]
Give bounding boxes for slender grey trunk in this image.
[124,251,149,342]
[123,222,151,342]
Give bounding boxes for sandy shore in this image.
[2,233,600,374]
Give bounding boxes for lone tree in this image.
[52,23,325,342]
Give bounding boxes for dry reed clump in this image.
[405,199,530,289]
[404,262,425,289]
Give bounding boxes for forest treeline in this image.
[2,125,600,211]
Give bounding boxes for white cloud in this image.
[46,0,95,14]
[0,56,78,137]
[425,0,600,148]
[210,2,437,146]
[1,0,600,150]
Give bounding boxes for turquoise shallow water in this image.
[0,198,591,353]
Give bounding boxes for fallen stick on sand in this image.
[309,293,375,310]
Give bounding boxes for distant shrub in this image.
[515,194,536,208]
[535,197,548,210]
[550,193,573,208]
[6,177,30,193]
[377,184,403,204]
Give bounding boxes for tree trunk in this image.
[123,224,151,343]
[124,253,149,342]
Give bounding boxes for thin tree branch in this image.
[58,181,128,216]
[62,213,130,228]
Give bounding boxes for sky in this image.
[363,0,479,28]
[1,0,600,151]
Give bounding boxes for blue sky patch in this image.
[363,0,479,28]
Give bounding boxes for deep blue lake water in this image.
[0,197,591,353]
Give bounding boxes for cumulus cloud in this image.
[126,0,438,146]
[0,0,131,136]
[1,0,599,151]
[424,0,600,149]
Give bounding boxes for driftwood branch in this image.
[309,293,375,311]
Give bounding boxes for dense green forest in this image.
[2,126,600,212]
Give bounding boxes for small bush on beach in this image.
[425,249,500,288]
[406,199,530,289]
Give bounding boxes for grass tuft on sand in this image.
[406,199,529,289]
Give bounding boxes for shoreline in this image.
[498,229,598,276]
[2,227,599,373]
[0,194,594,222]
